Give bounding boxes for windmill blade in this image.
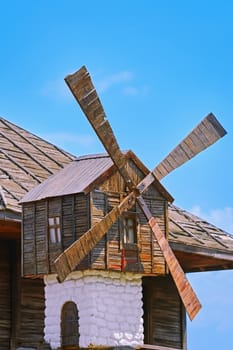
[65,66,133,189]
[63,66,202,320]
[66,67,226,187]
[136,114,227,194]
[153,113,227,180]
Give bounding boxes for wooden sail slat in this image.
[205,113,227,138]
[153,113,227,180]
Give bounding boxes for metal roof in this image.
[20,151,173,203]
[0,116,75,213]
[20,153,114,203]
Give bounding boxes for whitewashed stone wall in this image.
[44,270,144,349]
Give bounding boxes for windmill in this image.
[54,66,227,321]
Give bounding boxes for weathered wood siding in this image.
[16,278,50,350]
[90,190,122,271]
[106,193,122,270]
[143,276,186,350]
[0,239,50,350]
[22,193,90,276]
[89,187,167,274]
[144,192,168,275]
[94,160,167,274]
[0,240,11,349]
[22,200,49,275]
[90,190,108,269]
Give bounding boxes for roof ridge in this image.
[75,150,130,161]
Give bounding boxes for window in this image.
[122,215,137,244]
[48,216,61,243]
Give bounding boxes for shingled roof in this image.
[0,116,75,216]
[168,204,233,271]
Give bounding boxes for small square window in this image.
[48,216,61,243]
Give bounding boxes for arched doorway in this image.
[61,301,79,347]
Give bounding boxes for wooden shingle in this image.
[0,116,75,215]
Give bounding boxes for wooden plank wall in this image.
[23,200,51,275]
[99,162,167,274]
[94,165,167,274]
[22,202,37,275]
[0,238,50,349]
[74,193,90,269]
[90,190,107,269]
[143,276,186,350]
[135,195,166,275]
[106,193,122,270]
[0,240,11,350]
[22,194,91,275]
[38,200,50,274]
[91,190,122,271]
[146,188,167,275]
[62,195,75,249]
[16,278,50,350]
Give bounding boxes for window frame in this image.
[48,215,61,244]
[121,211,138,246]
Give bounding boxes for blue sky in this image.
[0,1,233,348]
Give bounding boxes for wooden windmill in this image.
[54,66,227,321]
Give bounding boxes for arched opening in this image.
[61,301,79,348]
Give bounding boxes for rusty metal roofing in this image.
[0,116,75,213]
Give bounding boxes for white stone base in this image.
[44,270,144,350]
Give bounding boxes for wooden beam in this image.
[136,344,182,350]
[0,219,21,239]
[170,241,233,262]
